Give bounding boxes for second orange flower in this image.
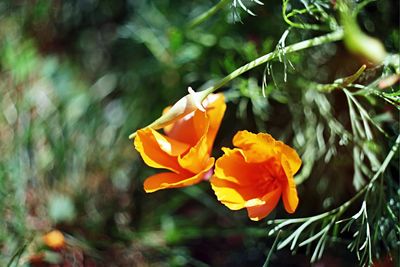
[210,130,302,221]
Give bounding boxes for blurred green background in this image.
[0,0,398,266]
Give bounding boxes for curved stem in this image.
[129,29,344,138]
[200,29,344,101]
[188,0,231,28]
[282,0,331,31]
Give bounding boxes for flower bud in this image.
[340,1,386,64]
[129,87,208,139]
[43,230,65,250]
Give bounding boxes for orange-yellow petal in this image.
[213,148,258,186]
[246,187,281,221]
[280,155,299,213]
[152,128,190,156]
[276,141,302,176]
[210,177,247,210]
[144,161,214,193]
[204,93,226,153]
[163,108,209,147]
[178,136,213,174]
[164,93,225,149]
[134,129,184,173]
[232,130,276,163]
[210,176,271,210]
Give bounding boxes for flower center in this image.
[253,158,281,193]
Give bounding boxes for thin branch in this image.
[282,0,331,31]
[201,29,344,100]
[129,29,344,137]
[188,0,231,28]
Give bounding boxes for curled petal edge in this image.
[144,159,214,193]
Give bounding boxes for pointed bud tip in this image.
[129,133,136,139]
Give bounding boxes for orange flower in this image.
[43,230,65,250]
[210,130,302,221]
[134,93,226,193]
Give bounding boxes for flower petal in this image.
[246,187,281,221]
[232,130,276,163]
[134,128,185,172]
[144,162,214,193]
[163,108,209,147]
[153,128,190,156]
[210,176,270,211]
[276,141,302,176]
[178,136,213,174]
[214,148,259,185]
[164,94,225,149]
[210,177,247,210]
[204,93,226,153]
[280,155,299,213]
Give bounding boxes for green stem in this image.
[338,0,386,63]
[200,29,344,101]
[263,230,282,267]
[129,29,344,138]
[188,0,231,28]
[282,0,330,31]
